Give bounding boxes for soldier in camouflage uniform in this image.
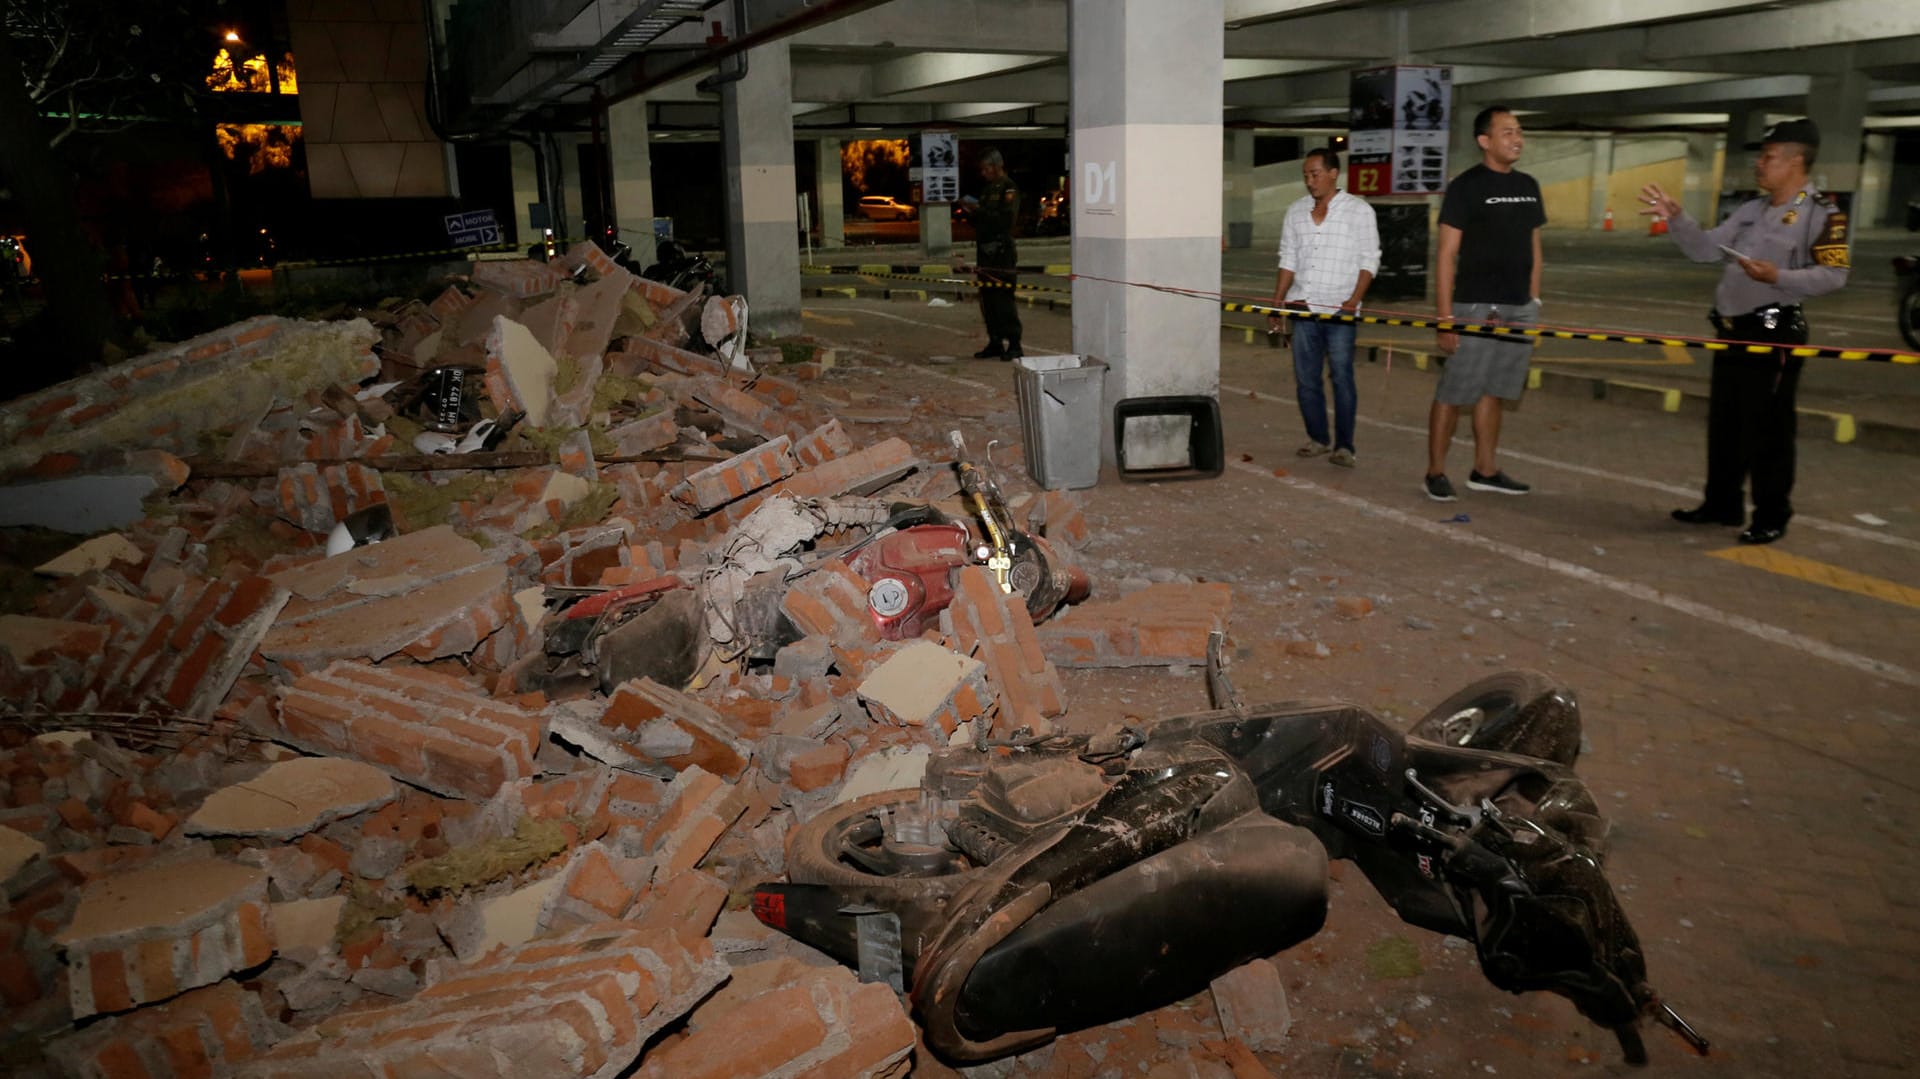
[965,148,1022,360]
[1641,118,1849,546]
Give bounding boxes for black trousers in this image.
[1701,348,1804,529]
[977,267,1021,347]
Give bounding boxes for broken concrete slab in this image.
[1210,957,1292,1051]
[272,895,347,963]
[186,757,398,840]
[484,315,557,428]
[856,639,991,735]
[55,857,273,1017]
[262,525,513,674]
[833,744,932,804]
[35,533,145,577]
[0,472,165,533]
[438,872,566,962]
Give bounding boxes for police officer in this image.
[963,148,1022,360]
[1640,118,1849,545]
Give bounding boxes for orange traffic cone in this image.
[1650,214,1668,236]
[1603,207,1614,231]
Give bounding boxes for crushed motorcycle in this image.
[752,654,1710,1067]
[514,431,1086,696]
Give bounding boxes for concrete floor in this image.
[791,244,1920,1076]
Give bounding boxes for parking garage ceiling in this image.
[480,0,1920,135]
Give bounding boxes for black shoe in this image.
[1672,505,1744,526]
[1738,524,1786,545]
[973,342,1005,359]
[1466,469,1530,495]
[1002,344,1023,362]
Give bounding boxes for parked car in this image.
[856,195,918,222]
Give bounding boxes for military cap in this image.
[1745,118,1819,151]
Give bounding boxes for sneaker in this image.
[1423,473,1457,502]
[1329,448,1356,468]
[1297,441,1331,458]
[1467,469,1530,495]
[973,342,1005,359]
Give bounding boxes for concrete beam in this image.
[1528,75,1813,117]
[1466,69,1734,102]
[1646,0,1920,60]
[872,51,1055,96]
[1225,0,1780,58]
[791,0,1065,52]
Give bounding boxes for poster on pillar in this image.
[914,132,959,204]
[1347,65,1451,196]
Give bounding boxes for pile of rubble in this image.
[0,242,1236,1077]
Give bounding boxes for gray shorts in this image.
[1435,300,1540,405]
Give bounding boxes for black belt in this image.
[1710,303,1807,345]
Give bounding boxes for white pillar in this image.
[1587,134,1614,230]
[1069,0,1224,469]
[720,41,801,334]
[1807,65,1867,199]
[1858,132,1894,228]
[1224,129,1254,249]
[920,203,952,257]
[609,96,656,265]
[510,140,539,248]
[817,138,845,248]
[1682,133,1720,225]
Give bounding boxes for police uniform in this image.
[1663,120,1848,540]
[973,174,1022,358]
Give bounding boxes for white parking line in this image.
[1224,460,1919,688]
[1224,383,1920,554]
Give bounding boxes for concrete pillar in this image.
[510,140,539,247]
[1224,129,1254,249]
[1722,106,1762,199]
[816,138,844,248]
[1858,132,1894,228]
[919,203,952,257]
[1587,134,1614,230]
[1681,133,1721,225]
[609,96,656,266]
[1807,65,1867,198]
[1069,0,1224,470]
[720,40,801,335]
[1450,94,1488,182]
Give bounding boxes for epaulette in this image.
[1812,192,1838,208]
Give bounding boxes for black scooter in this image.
[753,661,1709,1067]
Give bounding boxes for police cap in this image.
[1744,118,1819,151]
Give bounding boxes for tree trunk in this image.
[0,29,110,391]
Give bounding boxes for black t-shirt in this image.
[1439,164,1545,304]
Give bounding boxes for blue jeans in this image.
[1292,318,1357,452]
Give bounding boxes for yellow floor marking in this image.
[1796,407,1857,443]
[1709,546,1920,610]
[1606,379,1683,411]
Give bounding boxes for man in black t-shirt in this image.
[1423,105,1547,502]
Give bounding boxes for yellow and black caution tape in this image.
[1220,304,1920,365]
[809,264,1919,365]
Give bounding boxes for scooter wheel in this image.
[787,788,982,901]
[1408,669,1582,766]
[1899,281,1920,352]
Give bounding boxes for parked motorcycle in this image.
[753,664,1709,1067]
[643,238,718,295]
[1896,255,1919,352]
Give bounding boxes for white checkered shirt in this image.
[1277,191,1381,313]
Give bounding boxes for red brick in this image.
[786,743,849,792]
[89,947,135,1014]
[636,984,827,1079]
[133,937,180,1002]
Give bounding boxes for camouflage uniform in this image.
[974,175,1021,355]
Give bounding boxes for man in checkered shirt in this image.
[1269,147,1380,468]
